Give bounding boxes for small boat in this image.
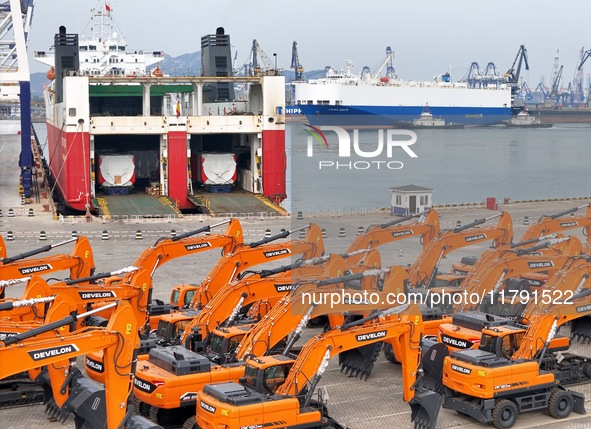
[398,105,464,129]
[504,108,553,128]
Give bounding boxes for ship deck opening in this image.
[93,134,161,196]
[190,132,255,195]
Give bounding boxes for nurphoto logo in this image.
[304,124,418,170]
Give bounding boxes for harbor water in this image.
[32,122,591,214]
[288,122,591,213]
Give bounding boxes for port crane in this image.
[504,45,529,86]
[290,41,304,81]
[573,47,585,104]
[1,0,34,201]
[386,46,396,79]
[249,39,279,76]
[463,61,482,88]
[549,64,563,100]
[482,62,503,86]
[577,47,591,103]
[504,45,529,112]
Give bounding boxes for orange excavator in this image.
[391,211,514,294]
[175,249,381,353]
[520,203,591,241]
[0,300,160,428]
[0,219,245,328]
[154,224,325,334]
[84,250,376,386]
[453,236,582,312]
[448,203,591,278]
[0,237,95,298]
[411,288,591,429]
[190,303,440,429]
[0,268,150,326]
[131,268,396,427]
[98,218,244,324]
[342,208,440,264]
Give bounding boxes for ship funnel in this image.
[54,27,79,103]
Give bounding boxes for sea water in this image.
[288,123,591,213]
[32,123,591,214]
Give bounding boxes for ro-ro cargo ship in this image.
[289,56,512,126]
[35,2,286,216]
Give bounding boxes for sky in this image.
[28,0,591,86]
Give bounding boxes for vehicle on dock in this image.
[35,2,286,217]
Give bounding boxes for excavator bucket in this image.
[409,342,447,429]
[338,342,382,380]
[571,316,591,343]
[61,376,161,429]
[410,390,443,429]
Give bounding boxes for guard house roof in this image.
[389,185,434,193]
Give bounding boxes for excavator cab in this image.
[478,326,525,359]
[168,285,198,309]
[207,325,252,363]
[156,318,192,343]
[242,356,294,395]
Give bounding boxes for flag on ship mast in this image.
[105,2,111,15]
[176,94,181,117]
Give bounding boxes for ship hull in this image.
[46,122,92,212]
[297,105,510,127]
[292,79,512,126]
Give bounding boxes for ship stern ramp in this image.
[188,190,287,217]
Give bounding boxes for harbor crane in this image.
[573,47,585,104]
[482,62,503,86]
[0,0,34,200]
[577,48,591,70]
[290,41,304,81]
[536,82,549,99]
[504,45,529,86]
[549,64,563,100]
[463,61,482,88]
[249,39,279,76]
[504,44,529,112]
[578,48,591,104]
[386,46,396,79]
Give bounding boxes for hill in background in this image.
[30,51,324,98]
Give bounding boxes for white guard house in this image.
[390,185,434,216]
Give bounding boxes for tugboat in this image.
[504,108,553,128]
[398,104,464,129]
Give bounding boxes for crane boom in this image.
[290,41,304,81]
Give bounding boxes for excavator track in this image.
[132,395,151,417]
[0,376,44,408]
[149,404,194,428]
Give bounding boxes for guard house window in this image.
[420,195,429,206]
[396,195,402,205]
